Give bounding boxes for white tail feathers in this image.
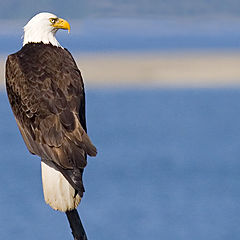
[41,161,81,212]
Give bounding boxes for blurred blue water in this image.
[1,88,240,239]
[1,18,240,55]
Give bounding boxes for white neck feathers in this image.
[23,27,60,47]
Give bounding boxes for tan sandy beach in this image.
[1,51,240,89]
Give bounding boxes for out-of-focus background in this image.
[1,1,240,239]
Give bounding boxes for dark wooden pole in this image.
[66,209,88,240]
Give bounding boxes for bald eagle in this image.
[5,12,97,239]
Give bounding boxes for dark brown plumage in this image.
[6,43,97,197]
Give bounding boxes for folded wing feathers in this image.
[36,111,96,166]
[6,45,97,185]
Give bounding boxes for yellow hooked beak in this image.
[52,18,70,33]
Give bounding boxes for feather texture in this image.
[6,43,97,200]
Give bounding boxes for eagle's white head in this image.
[23,12,70,47]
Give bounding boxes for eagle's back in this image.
[6,43,86,129]
[6,43,97,197]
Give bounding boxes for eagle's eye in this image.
[49,18,58,24]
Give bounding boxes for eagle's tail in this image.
[66,209,88,240]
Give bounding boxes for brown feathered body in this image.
[6,43,97,211]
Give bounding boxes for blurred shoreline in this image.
[1,50,240,89]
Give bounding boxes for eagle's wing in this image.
[5,44,97,195]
